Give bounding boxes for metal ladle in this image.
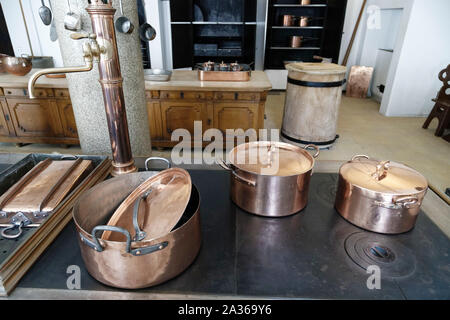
[139,23,156,41]
[115,0,134,34]
[39,0,52,26]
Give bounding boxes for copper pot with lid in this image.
[335,155,428,234]
[73,157,201,289]
[218,141,319,217]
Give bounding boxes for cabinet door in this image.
[6,98,63,137]
[213,102,259,136]
[56,99,78,138]
[0,99,13,137]
[160,101,209,140]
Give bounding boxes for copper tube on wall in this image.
[86,0,136,176]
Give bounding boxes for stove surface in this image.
[15,171,450,299]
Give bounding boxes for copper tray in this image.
[198,70,251,81]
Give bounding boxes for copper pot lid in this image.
[340,155,428,195]
[228,141,319,176]
[101,168,192,242]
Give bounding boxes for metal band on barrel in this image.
[287,77,345,88]
[281,131,339,146]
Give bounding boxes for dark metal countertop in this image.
[4,169,448,300]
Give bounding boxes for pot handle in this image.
[145,157,171,171]
[132,190,152,241]
[216,159,256,187]
[394,196,420,209]
[351,155,370,161]
[303,144,320,158]
[80,225,169,256]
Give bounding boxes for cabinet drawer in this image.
[54,89,70,98]
[145,90,160,99]
[3,88,53,98]
[160,91,205,100]
[214,92,259,101]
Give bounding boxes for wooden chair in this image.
[423,64,450,136]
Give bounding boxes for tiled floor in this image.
[0,92,449,200]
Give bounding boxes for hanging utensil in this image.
[64,0,81,31]
[49,1,58,41]
[139,22,156,41]
[39,0,52,26]
[19,0,34,57]
[115,0,134,34]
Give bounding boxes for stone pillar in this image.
[50,0,151,156]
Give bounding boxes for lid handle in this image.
[351,155,369,161]
[372,161,390,181]
[132,190,152,241]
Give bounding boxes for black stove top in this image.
[15,171,450,299]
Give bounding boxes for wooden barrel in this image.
[281,63,347,147]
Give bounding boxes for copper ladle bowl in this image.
[2,55,33,76]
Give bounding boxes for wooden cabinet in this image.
[0,87,79,145]
[6,98,63,137]
[56,99,78,138]
[146,89,267,148]
[160,101,210,140]
[214,102,259,134]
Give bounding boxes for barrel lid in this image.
[286,62,347,75]
[340,155,428,195]
[101,168,192,241]
[228,141,317,176]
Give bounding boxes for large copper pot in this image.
[2,55,32,76]
[218,141,319,217]
[335,155,428,234]
[73,170,201,289]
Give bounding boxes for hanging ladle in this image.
[39,0,52,26]
[115,0,134,34]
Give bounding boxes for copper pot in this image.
[290,36,303,48]
[73,169,201,289]
[300,0,311,5]
[3,55,32,76]
[335,155,428,234]
[0,54,9,73]
[282,15,295,26]
[299,16,309,27]
[218,141,319,217]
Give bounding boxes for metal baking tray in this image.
[143,69,172,82]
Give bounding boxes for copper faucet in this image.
[27,0,137,176]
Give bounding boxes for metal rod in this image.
[19,0,34,57]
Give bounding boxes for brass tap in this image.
[28,33,107,99]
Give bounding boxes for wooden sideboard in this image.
[146,89,267,147]
[0,70,272,148]
[0,86,79,145]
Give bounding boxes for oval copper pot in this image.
[73,171,201,289]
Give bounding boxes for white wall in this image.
[381,0,450,116]
[1,0,64,66]
[341,0,450,117]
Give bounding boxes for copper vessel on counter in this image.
[218,141,320,217]
[2,55,32,76]
[335,155,428,234]
[0,54,9,73]
[73,169,201,289]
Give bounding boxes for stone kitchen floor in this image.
[0,92,449,202]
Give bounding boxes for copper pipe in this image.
[86,1,136,176]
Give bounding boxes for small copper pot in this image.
[290,36,303,48]
[0,54,9,73]
[300,0,311,5]
[282,15,295,26]
[299,16,310,27]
